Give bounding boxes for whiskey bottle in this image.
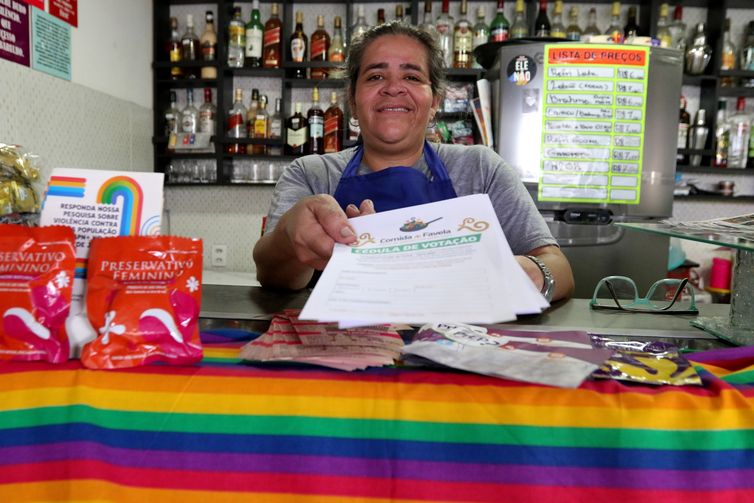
[227,7,245,68]
[198,87,216,135]
[328,16,346,78]
[677,96,690,164]
[226,88,247,154]
[604,2,624,44]
[245,0,264,67]
[623,6,641,42]
[565,6,582,41]
[453,0,473,69]
[488,1,509,43]
[419,1,436,37]
[168,17,182,79]
[720,18,736,87]
[582,8,601,38]
[550,0,567,39]
[377,8,386,26]
[200,11,217,79]
[436,0,454,67]
[351,5,369,45]
[285,102,309,155]
[310,15,330,80]
[655,4,671,48]
[164,90,180,136]
[308,87,325,154]
[534,0,551,38]
[252,94,269,156]
[246,88,260,138]
[472,6,489,64]
[510,0,528,39]
[263,3,282,68]
[289,11,308,78]
[181,14,200,78]
[324,91,343,154]
[714,100,729,168]
[395,5,406,24]
[268,97,283,155]
[181,88,199,134]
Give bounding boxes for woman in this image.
[253,22,574,301]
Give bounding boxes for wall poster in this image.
[31,6,70,80]
[539,44,650,205]
[0,0,30,66]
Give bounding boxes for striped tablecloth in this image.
[1,337,754,502]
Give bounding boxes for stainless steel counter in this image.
[200,285,733,350]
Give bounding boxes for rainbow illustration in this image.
[45,176,86,198]
[74,258,87,279]
[96,176,144,236]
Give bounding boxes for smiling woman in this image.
[252,22,574,302]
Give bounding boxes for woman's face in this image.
[351,35,440,155]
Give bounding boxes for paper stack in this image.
[239,310,404,371]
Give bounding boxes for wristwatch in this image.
[525,255,555,302]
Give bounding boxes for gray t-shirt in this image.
[266,143,556,255]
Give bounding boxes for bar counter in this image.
[1,287,753,501]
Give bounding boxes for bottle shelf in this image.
[155,78,218,87]
[284,78,347,88]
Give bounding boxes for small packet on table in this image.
[0,225,76,363]
[591,336,702,386]
[81,235,203,369]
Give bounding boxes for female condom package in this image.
[0,225,76,363]
[81,235,203,369]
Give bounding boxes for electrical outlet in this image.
[211,244,227,268]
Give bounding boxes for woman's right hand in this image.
[277,194,359,271]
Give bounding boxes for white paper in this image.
[300,194,548,326]
[476,79,494,149]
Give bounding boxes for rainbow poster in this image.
[39,168,164,354]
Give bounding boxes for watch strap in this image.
[525,255,555,302]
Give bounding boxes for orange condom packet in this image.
[81,235,203,369]
[0,224,76,363]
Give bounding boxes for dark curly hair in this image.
[345,21,447,106]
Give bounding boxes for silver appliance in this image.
[480,41,683,298]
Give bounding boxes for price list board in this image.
[539,44,650,205]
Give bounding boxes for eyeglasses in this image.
[589,276,698,314]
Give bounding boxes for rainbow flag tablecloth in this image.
[1,338,754,502]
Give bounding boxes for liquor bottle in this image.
[246,88,259,138]
[436,0,454,67]
[263,3,282,68]
[252,94,269,155]
[168,17,182,79]
[198,88,216,135]
[472,6,490,57]
[677,96,690,164]
[377,8,386,26]
[310,15,331,80]
[604,2,624,44]
[351,5,369,44]
[227,7,245,68]
[164,90,180,136]
[285,102,309,155]
[348,108,360,142]
[726,97,751,168]
[269,97,283,155]
[488,0,509,43]
[181,14,201,78]
[685,23,712,75]
[623,6,640,42]
[714,100,729,168]
[419,0,436,37]
[688,109,709,167]
[582,8,601,38]
[655,4,672,48]
[200,11,217,79]
[324,91,344,154]
[741,22,754,87]
[289,11,308,79]
[181,88,199,134]
[550,1,566,39]
[668,5,687,53]
[307,87,325,154]
[395,4,405,24]
[328,16,346,78]
[534,0,551,38]
[720,18,736,87]
[565,6,581,41]
[245,0,264,67]
[510,0,528,40]
[453,0,473,69]
[226,88,247,154]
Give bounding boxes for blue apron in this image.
[333,141,458,212]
